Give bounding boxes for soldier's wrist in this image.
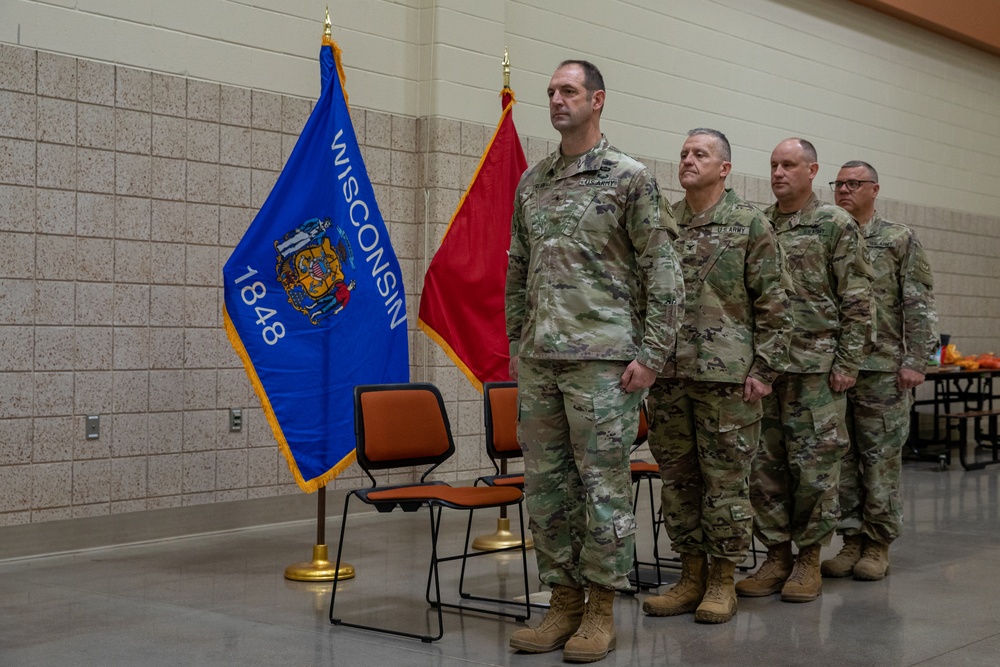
[749,363,779,386]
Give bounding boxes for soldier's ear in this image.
[720,161,732,179]
[591,89,605,113]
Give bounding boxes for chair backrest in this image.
[483,381,521,465]
[354,383,455,477]
[631,400,650,453]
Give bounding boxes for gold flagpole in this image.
[285,9,356,582]
[471,48,532,553]
[285,485,355,581]
[503,45,511,89]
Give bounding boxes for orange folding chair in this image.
[478,381,524,489]
[328,383,531,643]
[628,402,673,591]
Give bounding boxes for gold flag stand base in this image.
[471,517,533,551]
[284,544,355,582]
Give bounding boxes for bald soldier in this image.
[821,161,937,581]
[737,138,873,604]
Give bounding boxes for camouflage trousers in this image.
[751,371,848,548]
[517,358,644,590]
[647,379,761,562]
[838,371,911,544]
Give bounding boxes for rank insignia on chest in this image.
[683,240,698,255]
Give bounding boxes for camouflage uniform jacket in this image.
[858,213,938,373]
[505,136,683,372]
[663,188,793,385]
[764,194,873,377]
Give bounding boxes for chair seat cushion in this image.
[366,484,522,508]
[630,460,658,476]
[483,474,524,488]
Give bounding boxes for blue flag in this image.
[223,37,409,493]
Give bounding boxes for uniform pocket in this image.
[557,190,599,235]
[592,384,644,424]
[714,398,763,433]
[563,190,619,253]
[882,404,909,433]
[810,400,843,435]
[701,240,737,292]
[711,397,763,459]
[783,234,817,274]
[612,509,638,538]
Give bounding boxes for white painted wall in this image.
[2,0,999,215]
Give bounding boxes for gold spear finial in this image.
[502,47,510,89]
[324,7,332,38]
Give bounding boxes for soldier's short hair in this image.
[558,59,605,95]
[688,128,731,162]
[841,160,879,182]
[793,138,818,163]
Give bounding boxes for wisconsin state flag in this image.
[418,89,528,392]
[222,34,409,493]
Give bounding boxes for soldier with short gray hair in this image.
[642,128,793,624]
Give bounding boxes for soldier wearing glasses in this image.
[821,161,938,582]
[737,138,873,604]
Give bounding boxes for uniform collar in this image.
[543,135,613,180]
[678,188,732,228]
[860,211,886,237]
[770,193,819,229]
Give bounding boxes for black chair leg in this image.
[330,495,442,643]
[436,504,530,622]
[328,493,351,626]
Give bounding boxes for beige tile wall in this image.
[1,42,997,528]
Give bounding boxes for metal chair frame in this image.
[329,383,531,643]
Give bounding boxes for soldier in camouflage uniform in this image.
[821,161,938,582]
[642,129,793,624]
[737,138,874,604]
[505,60,683,662]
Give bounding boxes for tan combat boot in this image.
[509,584,585,653]
[853,537,890,581]
[821,534,864,578]
[694,558,738,624]
[642,552,707,616]
[562,583,616,663]
[735,542,793,597]
[781,544,822,602]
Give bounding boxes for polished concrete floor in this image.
[2,461,1000,666]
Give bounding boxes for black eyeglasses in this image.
[829,180,876,192]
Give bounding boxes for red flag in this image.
[418,89,528,392]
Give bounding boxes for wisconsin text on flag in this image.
[330,129,406,330]
[222,32,409,493]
